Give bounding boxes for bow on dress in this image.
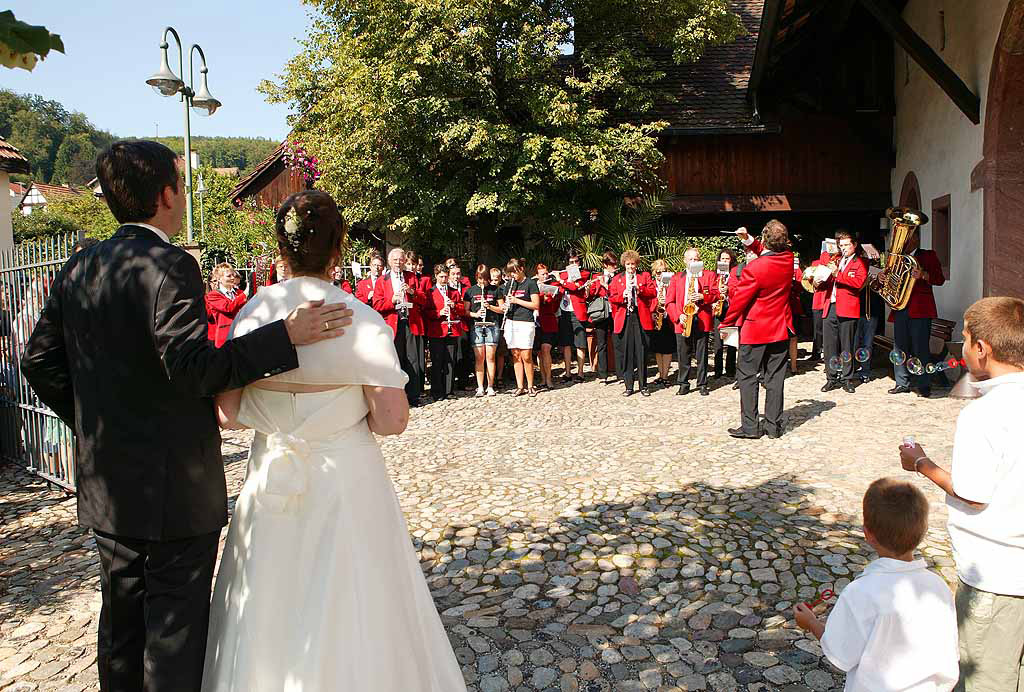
[255,432,314,513]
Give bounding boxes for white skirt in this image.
[503,319,536,349]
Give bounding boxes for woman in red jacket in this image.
[205,263,248,348]
[609,251,657,396]
[534,264,563,390]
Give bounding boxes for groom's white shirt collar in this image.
[131,223,170,244]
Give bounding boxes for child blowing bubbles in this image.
[899,296,1024,691]
[794,478,958,691]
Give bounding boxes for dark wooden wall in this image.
[659,113,893,203]
[236,160,308,209]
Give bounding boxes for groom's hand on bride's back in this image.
[285,300,353,345]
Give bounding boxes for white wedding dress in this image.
[202,277,467,692]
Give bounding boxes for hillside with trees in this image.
[0,89,279,185]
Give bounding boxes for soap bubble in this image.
[889,349,906,366]
[925,363,937,374]
[840,351,852,364]
[855,348,871,363]
[828,356,842,372]
[906,357,925,375]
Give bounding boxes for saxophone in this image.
[871,207,927,310]
[654,278,667,329]
[682,272,699,337]
[712,268,727,317]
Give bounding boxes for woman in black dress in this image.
[648,258,676,385]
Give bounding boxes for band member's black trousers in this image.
[823,303,858,383]
[94,529,219,692]
[712,317,736,377]
[394,318,423,404]
[676,323,709,387]
[811,308,823,358]
[614,312,648,392]
[893,309,932,392]
[591,318,613,377]
[429,336,456,398]
[452,332,473,388]
[737,340,789,435]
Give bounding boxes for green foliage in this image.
[45,195,119,239]
[147,136,279,174]
[11,209,76,243]
[0,10,64,71]
[0,89,115,184]
[261,0,742,246]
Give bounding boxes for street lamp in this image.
[197,172,207,240]
[145,26,222,244]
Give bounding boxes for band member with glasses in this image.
[666,248,720,396]
[609,251,656,396]
[816,230,868,394]
[588,251,620,382]
[372,247,427,406]
[648,259,676,385]
[424,264,466,402]
[551,252,590,382]
[724,222,795,439]
[355,255,384,305]
[500,259,540,397]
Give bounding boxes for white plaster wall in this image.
[0,173,12,252]
[892,0,1009,329]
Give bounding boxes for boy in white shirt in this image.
[899,296,1024,691]
[794,477,959,691]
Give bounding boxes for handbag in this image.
[587,295,610,322]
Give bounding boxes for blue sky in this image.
[3,1,314,141]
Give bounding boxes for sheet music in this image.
[351,260,362,278]
[565,264,582,282]
[538,282,560,295]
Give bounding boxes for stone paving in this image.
[1,355,967,691]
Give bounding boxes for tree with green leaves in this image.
[0,11,63,71]
[262,0,742,251]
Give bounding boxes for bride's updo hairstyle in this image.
[274,190,348,276]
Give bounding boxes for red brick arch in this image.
[899,171,921,210]
[981,0,1024,298]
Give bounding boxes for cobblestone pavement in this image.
[1,357,967,691]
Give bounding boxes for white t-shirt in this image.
[947,371,1024,595]
[820,557,958,692]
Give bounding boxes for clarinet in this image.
[396,270,409,319]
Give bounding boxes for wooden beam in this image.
[858,0,980,124]
[747,0,785,99]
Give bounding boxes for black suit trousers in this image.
[429,336,456,398]
[823,303,858,383]
[94,529,219,692]
[737,340,788,435]
[676,323,709,387]
[394,319,424,403]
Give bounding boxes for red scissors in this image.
[804,589,834,608]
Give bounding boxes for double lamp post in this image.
[145,26,221,245]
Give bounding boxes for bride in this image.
[202,191,467,691]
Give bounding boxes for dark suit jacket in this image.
[21,225,299,541]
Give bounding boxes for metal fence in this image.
[0,232,79,491]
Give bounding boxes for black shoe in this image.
[676,385,689,396]
[622,389,634,397]
[843,382,856,393]
[765,427,783,439]
[806,354,821,363]
[713,371,723,379]
[731,381,740,390]
[640,389,651,397]
[728,427,762,440]
[821,381,840,393]
[888,385,911,394]
[916,388,932,398]
[699,386,709,396]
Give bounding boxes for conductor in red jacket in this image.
[372,247,427,405]
[721,221,795,439]
[816,230,868,392]
[888,228,946,397]
[609,251,657,396]
[665,248,720,396]
[205,263,248,348]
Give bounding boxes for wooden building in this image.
[228,140,307,208]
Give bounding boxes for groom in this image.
[21,140,352,691]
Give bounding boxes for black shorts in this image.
[540,329,559,346]
[560,312,588,349]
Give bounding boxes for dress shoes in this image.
[731,381,740,390]
[821,381,840,393]
[640,389,651,397]
[622,389,634,397]
[916,388,931,398]
[728,427,762,440]
[676,385,690,396]
[888,385,911,394]
[699,386,709,396]
[843,382,856,394]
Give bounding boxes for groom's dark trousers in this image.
[22,224,300,690]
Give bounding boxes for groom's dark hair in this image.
[95,140,180,224]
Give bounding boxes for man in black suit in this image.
[21,141,352,691]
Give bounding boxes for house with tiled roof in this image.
[1,137,31,250]
[228,139,307,209]
[18,182,83,215]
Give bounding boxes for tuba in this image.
[872,206,927,310]
[682,272,699,337]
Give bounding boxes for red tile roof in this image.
[23,182,82,203]
[0,137,30,175]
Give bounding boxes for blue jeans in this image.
[470,323,499,346]
[893,310,931,390]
